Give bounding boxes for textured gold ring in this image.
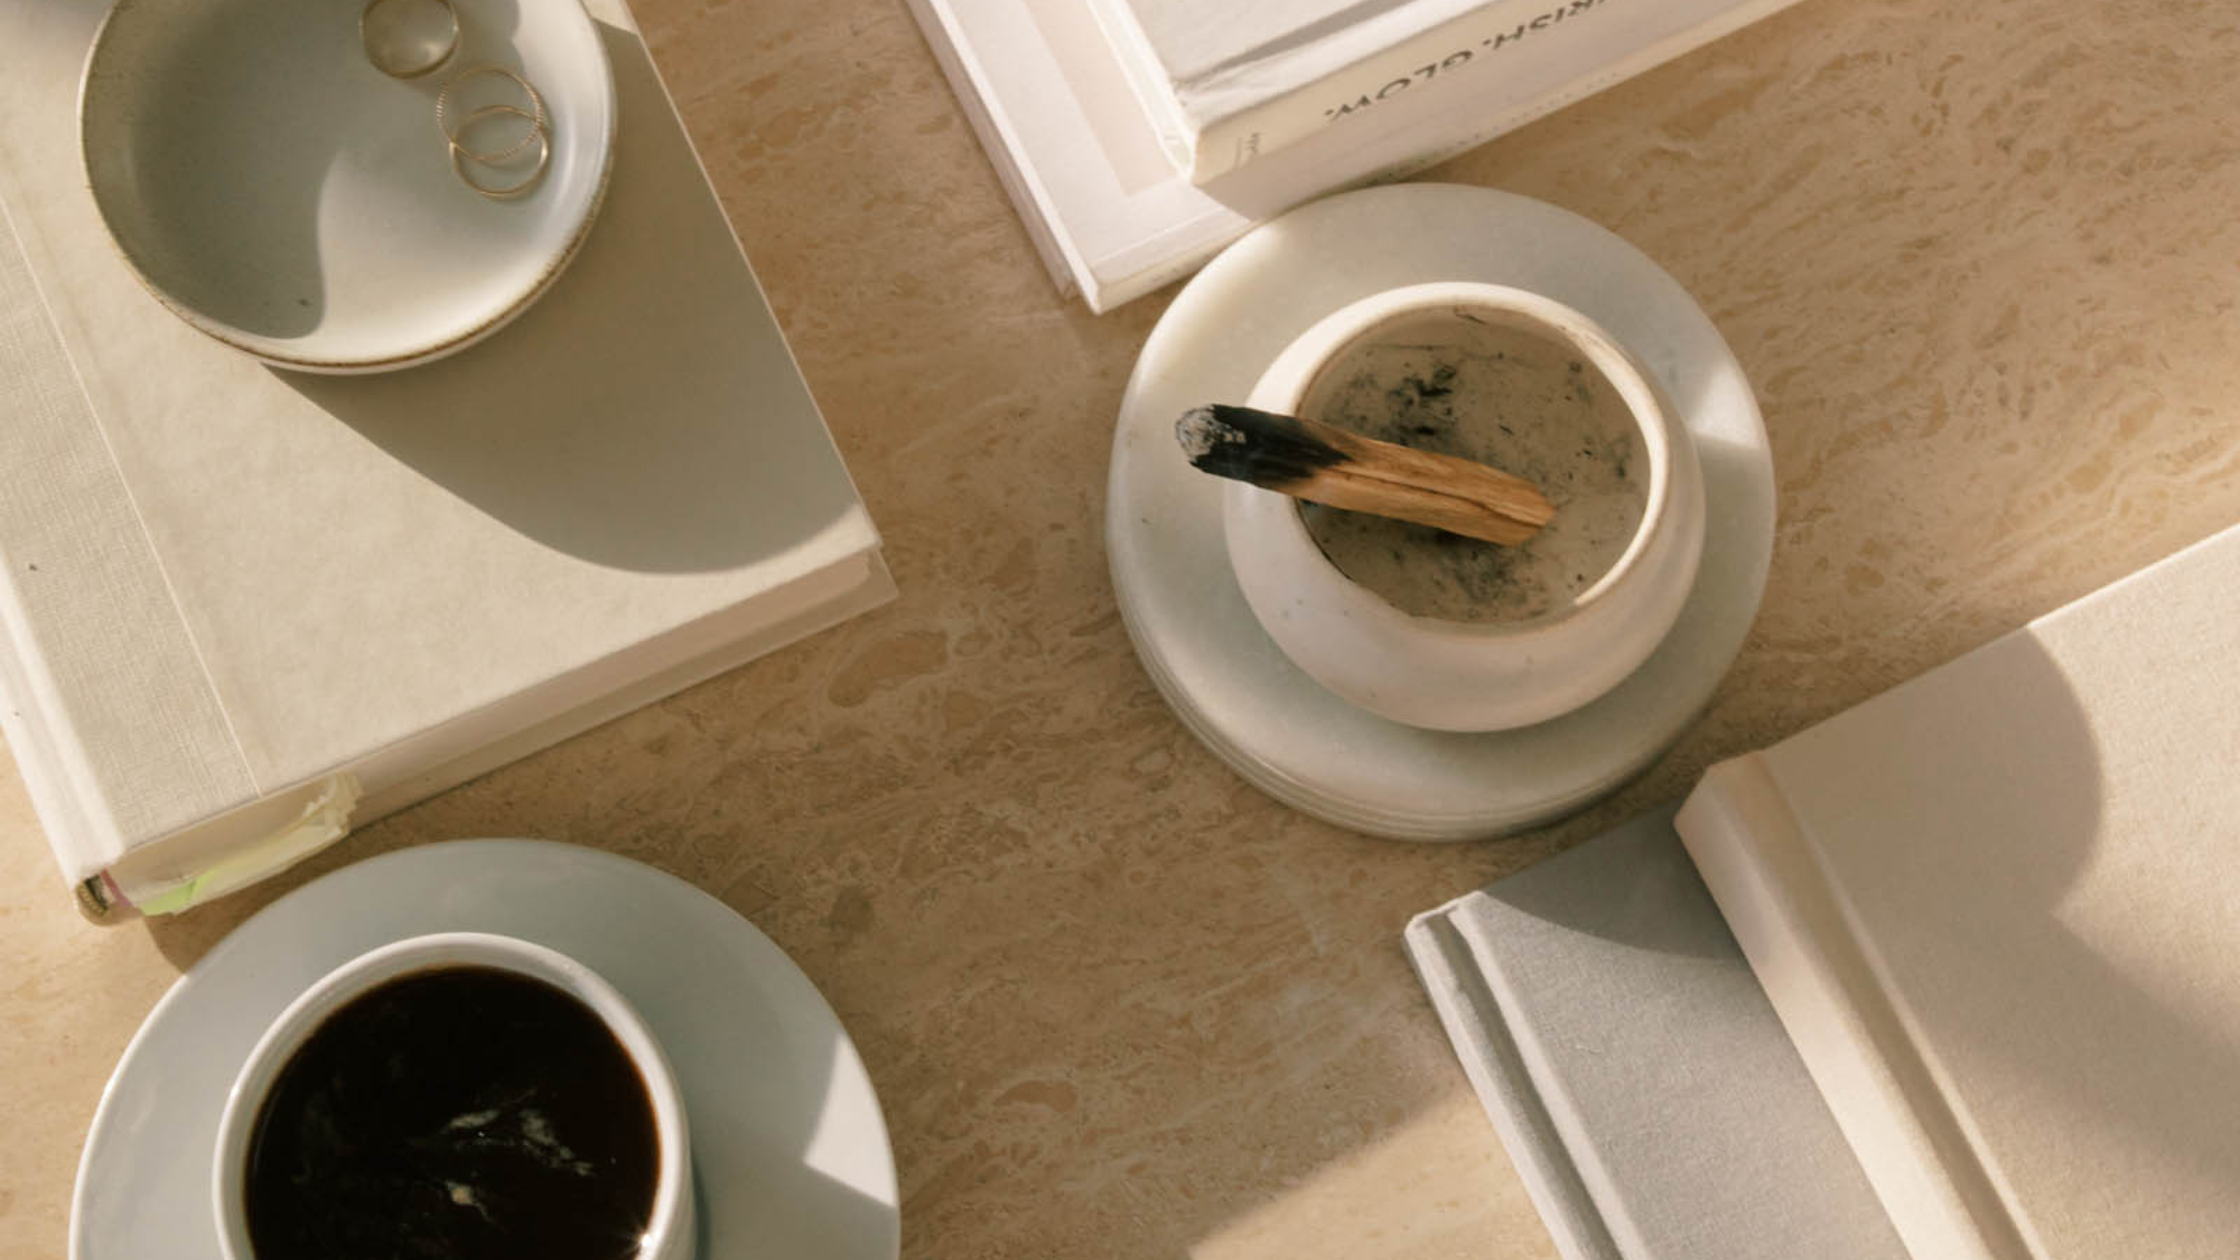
[437,66,550,163]
[449,104,552,199]
[447,102,546,168]
[360,0,459,79]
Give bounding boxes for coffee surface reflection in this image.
[244,965,660,1260]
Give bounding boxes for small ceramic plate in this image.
[1105,183,1775,840]
[70,839,900,1260]
[79,0,617,372]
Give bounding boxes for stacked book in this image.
[907,0,1809,311]
[0,0,893,917]
[1410,521,2240,1258]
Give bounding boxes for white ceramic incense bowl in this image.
[1222,281,1706,732]
[78,0,616,372]
[212,932,694,1260]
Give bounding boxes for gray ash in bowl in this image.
[1296,311,1649,623]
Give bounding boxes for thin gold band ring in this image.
[448,104,552,199]
[437,65,550,163]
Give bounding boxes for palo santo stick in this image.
[1175,403,1554,546]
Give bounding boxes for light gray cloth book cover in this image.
[1405,807,1907,1260]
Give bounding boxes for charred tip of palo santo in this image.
[1175,404,1345,485]
[1174,403,1554,547]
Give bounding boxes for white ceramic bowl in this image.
[211,932,694,1260]
[1222,281,1706,732]
[78,0,616,372]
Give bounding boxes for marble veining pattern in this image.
[5,0,2239,1256]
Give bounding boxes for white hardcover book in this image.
[1676,522,2240,1260]
[1093,0,1653,183]
[908,0,1806,310]
[0,0,893,916]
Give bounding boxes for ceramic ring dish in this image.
[1223,281,1707,732]
[78,0,617,372]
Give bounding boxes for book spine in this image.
[1405,906,1625,1260]
[0,198,361,921]
[0,193,130,884]
[1675,757,2035,1260]
[0,158,257,888]
[1184,0,1613,182]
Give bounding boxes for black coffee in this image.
[243,965,661,1260]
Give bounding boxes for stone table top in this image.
[6,0,2239,1255]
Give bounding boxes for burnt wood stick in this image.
[1175,404,1554,546]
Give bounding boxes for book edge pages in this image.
[1404,903,1626,1260]
[1675,757,2033,1260]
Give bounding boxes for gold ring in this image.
[444,95,545,165]
[449,105,552,199]
[448,102,546,169]
[437,66,550,162]
[361,0,459,79]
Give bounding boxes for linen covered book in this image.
[1676,520,2240,1260]
[1406,807,1908,1260]
[0,0,893,917]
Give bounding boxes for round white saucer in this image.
[80,0,616,372]
[70,840,899,1260]
[1105,183,1774,840]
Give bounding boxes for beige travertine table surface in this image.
[6,0,2239,1255]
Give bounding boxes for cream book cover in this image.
[1676,522,2240,1260]
[0,0,893,916]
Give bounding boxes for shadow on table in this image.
[275,19,858,576]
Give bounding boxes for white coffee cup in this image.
[211,932,695,1260]
[1222,281,1706,731]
